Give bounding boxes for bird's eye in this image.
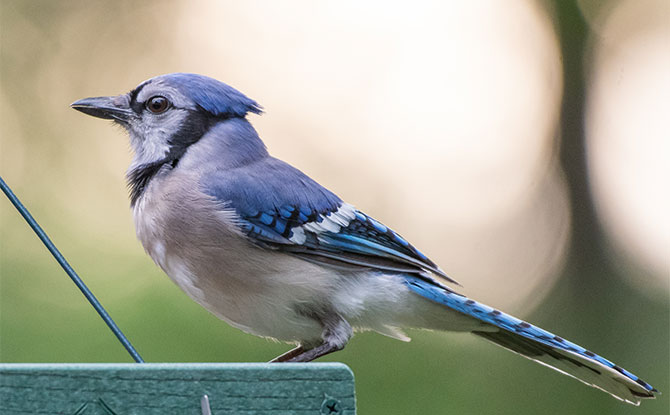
[146,96,170,114]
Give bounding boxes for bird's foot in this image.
[270,342,343,363]
[269,345,305,362]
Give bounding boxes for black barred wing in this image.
[239,202,457,285]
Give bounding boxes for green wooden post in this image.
[0,363,355,414]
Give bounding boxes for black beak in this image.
[71,95,133,123]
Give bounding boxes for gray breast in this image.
[131,167,339,342]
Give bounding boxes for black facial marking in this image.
[127,160,167,206]
[126,108,231,206]
[164,109,218,166]
[128,81,149,114]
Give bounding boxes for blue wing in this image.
[202,157,457,284]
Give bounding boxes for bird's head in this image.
[71,73,263,168]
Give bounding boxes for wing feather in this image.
[201,160,456,285]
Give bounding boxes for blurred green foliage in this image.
[0,1,667,414]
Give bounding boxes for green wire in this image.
[0,175,144,363]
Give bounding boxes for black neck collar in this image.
[126,111,228,206]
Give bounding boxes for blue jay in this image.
[72,73,657,405]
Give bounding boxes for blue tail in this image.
[404,275,658,405]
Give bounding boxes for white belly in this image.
[131,173,480,345]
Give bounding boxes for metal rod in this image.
[201,395,212,415]
[0,175,144,363]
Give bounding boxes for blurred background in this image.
[1,0,668,414]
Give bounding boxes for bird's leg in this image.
[270,314,353,363]
[269,345,305,362]
[281,341,342,362]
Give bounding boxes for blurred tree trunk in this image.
[546,7,668,402]
[553,1,617,296]
[541,0,631,344]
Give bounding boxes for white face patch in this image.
[127,109,190,168]
[126,81,201,168]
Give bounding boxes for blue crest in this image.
[154,73,263,117]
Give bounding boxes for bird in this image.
[71,73,657,405]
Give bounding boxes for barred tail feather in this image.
[404,275,658,405]
[472,330,654,405]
